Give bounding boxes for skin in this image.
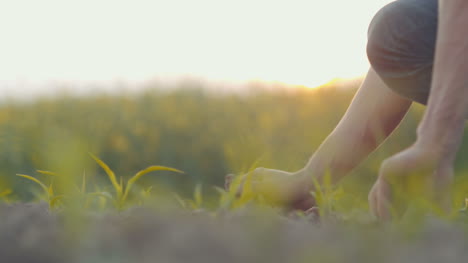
[227,0,468,220]
[370,0,468,220]
[227,69,412,211]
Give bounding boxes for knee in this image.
[366,1,435,79]
[367,1,408,77]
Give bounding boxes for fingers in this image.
[369,180,385,220]
[305,206,320,223]
[305,206,320,217]
[431,166,454,213]
[375,178,392,221]
[224,173,245,198]
[224,168,265,198]
[368,182,379,218]
[368,178,394,221]
[379,149,438,183]
[224,168,316,211]
[371,156,407,221]
[224,174,234,191]
[290,193,316,211]
[224,173,245,197]
[236,174,247,198]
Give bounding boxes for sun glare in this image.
[0,0,394,91]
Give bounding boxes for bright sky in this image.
[0,0,394,92]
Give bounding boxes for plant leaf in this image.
[172,193,187,208]
[48,184,54,196]
[213,186,227,195]
[16,174,49,195]
[122,166,184,201]
[50,195,64,208]
[89,191,113,200]
[81,171,86,193]
[462,198,468,212]
[36,170,59,176]
[0,189,12,197]
[143,186,153,195]
[89,153,122,195]
[194,184,203,207]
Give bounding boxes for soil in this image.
[0,203,467,263]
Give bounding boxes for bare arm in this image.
[370,0,468,220]
[417,0,468,162]
[300,68,412,185]
[227,69,412,209]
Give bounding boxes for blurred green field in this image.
[0,80,466,209]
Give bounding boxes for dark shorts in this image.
[367,0,438,104]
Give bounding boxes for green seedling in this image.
[226,159,264,209]
[0,189,12,202]
[311,171,344,219]
[173,184,205,210]
[87,184,113,210]
[137,186,154,206]
[186,184,203,210]
[73,171,109,210]
[16,171,63,209]
[172,193,188,209]
[90,153,184,209]
[461,198,468,212]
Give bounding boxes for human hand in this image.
[368,145,453,221]
[225,168,316,211]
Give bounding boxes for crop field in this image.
[0,81,467,263]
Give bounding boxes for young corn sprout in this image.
[186,184,204,210]
[16,170,62,209]
[224,160,265,209]
[213,186,234,211]
[172,184,204,210]
[0,189,12,202]
[90,153,184,210]
[311,172,344,219]
[461,198,468,212]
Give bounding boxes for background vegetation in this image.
[0,80,466,207]
[0,80,467,263]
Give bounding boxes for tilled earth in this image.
[1,203,467,263]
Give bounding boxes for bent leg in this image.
[367,0,438,105]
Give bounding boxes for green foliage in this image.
[462,198,468,212]
[0,82,466,218]
[0,188,12,203]
[16,171,62,209]
[16,154,183,211]
[90,153,183,209]
[311,172,345,218]
[0,84,364,198]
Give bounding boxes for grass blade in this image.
[50,195,64,208]
[17,174,49,195]
[81,171,86,193]
[89,192,113,200]
[89,153,122,195]
[48,184,54,196]
[213,186,227,195]
[36,170,59,176]
[194,184,203,207]
[122,166,184,201]
[0,189,12,197]
[172,193,187,209]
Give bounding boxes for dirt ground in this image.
[0,203,467,263]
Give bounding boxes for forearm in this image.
[417,0,468,162]
[301,69,411,184]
